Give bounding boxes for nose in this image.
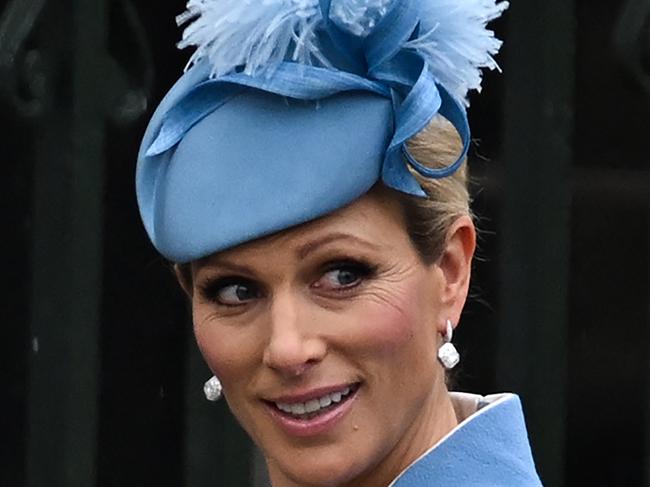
[262,291,326,377]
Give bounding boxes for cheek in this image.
[344,283,433,357]
[191,305,260,381]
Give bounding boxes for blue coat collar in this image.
[389,393,543,486]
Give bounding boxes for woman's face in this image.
[189,188,472,486]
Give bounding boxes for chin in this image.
[268,444,374,487]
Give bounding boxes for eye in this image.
[314,261,373,291]
[200,278,262,306]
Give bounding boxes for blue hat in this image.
[136,0,508,263]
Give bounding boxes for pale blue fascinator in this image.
[136,0,508,263]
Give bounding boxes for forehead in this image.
[194,187,407,268]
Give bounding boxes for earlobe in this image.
[437,215,476,321]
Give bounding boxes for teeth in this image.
[275,385,356,417]
[291,403,306,415]
[277,403,292,413]
[305,399,320,413]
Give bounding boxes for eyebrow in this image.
[195,232,381,276]
[194,259,254,277]
[296,232,381,259]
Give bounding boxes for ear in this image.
[436,215,476,331]
[173,263,194,298]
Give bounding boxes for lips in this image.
[263,383,361,437]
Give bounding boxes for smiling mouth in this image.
[269,383,361,421]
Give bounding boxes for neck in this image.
[350,382,457,487]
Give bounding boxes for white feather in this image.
[406,0,509,104]
[177,0,323,77]
[176,0,508,96]
[177,0,397,76]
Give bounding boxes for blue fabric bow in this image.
[146,0,470,197]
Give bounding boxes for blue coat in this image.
[390,393,543,486]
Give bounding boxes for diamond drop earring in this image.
[204,376,223,401]
[438,319,460,370]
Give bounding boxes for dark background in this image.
[1,1,648,486]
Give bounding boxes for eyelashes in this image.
[197,259,377,307]
[314,260,376,291]
[198,276,262,306]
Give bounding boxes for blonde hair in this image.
[399,115,471,265]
